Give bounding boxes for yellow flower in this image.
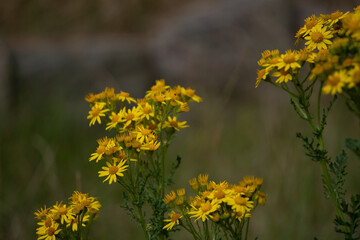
[105,111,122,130]
[140,140,160,151]
[298,15,323,38]
[51,203,74,224]
[121,107,141,128]
[182,88,202,102]
[117,91,136,104]
[87,102,110,126]
[255,68,269,88]
[139,102,154,120]
[304,25,333,51]
[34,206,49,220]
[163,211,182,230]
[255,191,267,205]
[322,70,350,95]
[135,125,155,143]
[227,195,253,214]
[189,200,220,222]
[36,222,61,240]
[98,159,128,184]
[163,191,177,204]
[163,116,188,131]
[272,68,293,84]
[276,50,301,71]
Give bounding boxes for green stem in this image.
[244,217,250,240]
[135,205,150,240]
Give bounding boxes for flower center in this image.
[92,108,101,117]
[141,129,151,136]
[235,196,247,205]
[125,113,135,121]
[45,218,52,228]
[97,145,105,154]
[305,19,317,30]
[171,213,181,222]
[143,106,152,114]
[47,227,56,236]
[170,121,178,128]
[311,32,324,43]
[214,190,225,199]
[109,166,119,175]
[201,202,212,213]
[112,115,120,123]
[283,54,295,64]
[58,207,67,215]
[328,76,340,86]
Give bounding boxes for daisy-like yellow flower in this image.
[34,206,49,220]
[255,191,267,205]
[120,106,141,128]
[135,125,155,143]
[117,91,136,104]
[298,15,323,38]
[322,70,350,95]
[272,68,293,84]
[163,191,177,204]
[163,211,182,230]
[305,25,333,51]
[325,10,349,26]
[189,200,220,222]
[51,203,74,224]
[138,102,154,120]
[182,88,202,102]
[105,111,122,130]
[343,12,360,38]
[98,159,128,184]
[140,140,160,151]
[163,116,188,131]
[276,50,301,71]
[227,195,253,214]
[255,68,269,88]
[189,178,199,191]
[37,222,61,240]
[87,102,110,126]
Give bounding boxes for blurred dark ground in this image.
[0,0,360,239]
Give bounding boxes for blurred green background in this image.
[0,0,359,239]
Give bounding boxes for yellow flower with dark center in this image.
[120,107,141,128]
[272,68,293,84]
[163,211,182,230]
[276,50,301,71]
[228,195,253,214]
[189,201,220,222]
[98,160,128,184]
[322,70,350,95]
[87,102,110,126]
[298,15,323,37]
[163,116,188,131]
[139,102,154,120]
[105,112,122,130]
[305,25,333,50]
[51,203,73,224]
[37,222,61,240]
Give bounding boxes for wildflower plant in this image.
[34,191,101,240]
[256,6,360,238]
[85,80,202,239]
[163,174,266,240]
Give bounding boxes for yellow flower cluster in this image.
[86,80,202,184]
[34,191,101,240]
[257,6,360,95]
[162,174,266,232]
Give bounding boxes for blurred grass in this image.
[0,79,359,240]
